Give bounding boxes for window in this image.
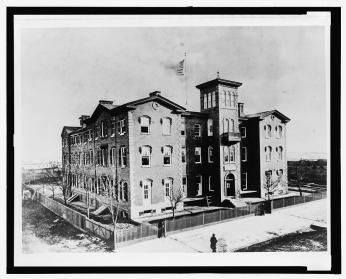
[208,92,212,108]
[276,169,283,177]
[226,91,230,107]
[162,117,172,135]
[119,146,127,167]
[212,92,216,107]
[121,181,128,201]
[241,173,247,190]
[164,178,173,197]
[224,146,235,163]
[94,125,99,140]
[195,147,202,163]
[194,124,201,137]
[141,145,151,166]
[119,119,126,135]
[264,124,272,138]
[140,116,150,134]
[207,119,213,136]
[241,147,247,162]
[196,175,202,196]
[111,121,116,137]
[277,146,283,160]
[230,119,235,133]
[163,146,172,166]
[223,118,229,133]
[277,125,283,138]
[208,176,214,191]
[144,184,149,200]
[84,132,88,143]
[265,146,272,162]
[204,94,207,109]
[110,147,116,166]
[231,92,236,107]
[101,147,108,166]
[181,118,186,136]
[208,146,214,163]
[181,146,186,163]
[241,127,246,138]
[265,170,272,180]
[88,129,93,141]
[101,120,108,138]
[182,176,187,196]
[89,150,93,165]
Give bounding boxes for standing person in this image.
[210,233,217,252]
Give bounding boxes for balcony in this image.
[222,132,241,144]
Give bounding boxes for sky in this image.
[20,25,327,164]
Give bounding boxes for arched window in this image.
[223,90,227,107]
[203,94,207,109]
[208,146,214,163]
[140,116,151,134]
[230,92,234,107]
[212,91,216,107]
[267,125,272,137]
[140,145,152,166]
[208,92,212,108]
[230,119,235,133]
[277,146,283,160]
[162,117,172,135]
[223,118,229,133]
[230,146,235,162]
[277,125,283,138]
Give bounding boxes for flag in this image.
[175,59,185,76]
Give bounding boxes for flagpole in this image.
[184,52,188,107]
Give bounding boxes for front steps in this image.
[67,193,79,203]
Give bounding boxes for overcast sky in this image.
[20,26,327,164]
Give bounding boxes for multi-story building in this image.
[61,76,290,219]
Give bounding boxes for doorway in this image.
[225,173,235,196]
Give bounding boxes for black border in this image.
[7,6,341,274]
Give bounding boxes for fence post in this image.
[219,210,222,221]
[293,196,296,206]
[282,198,285,208]
[202,212,205,225]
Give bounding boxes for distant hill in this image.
[287,152,327,161]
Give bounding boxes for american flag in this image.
[175,59,185,76]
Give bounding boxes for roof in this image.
[196,78,242,90]
[243,110,290,123]
[61,126,80,137]
[85,93,186,124]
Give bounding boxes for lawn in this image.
[236,228,327,252]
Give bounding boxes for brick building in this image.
[61,76,290,219]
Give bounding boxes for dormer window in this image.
[140,116,151,134]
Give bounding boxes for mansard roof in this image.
[244,110,290,123]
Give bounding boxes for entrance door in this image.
[225,173,235,196]
[143,180,151,206]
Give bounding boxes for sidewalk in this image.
[116,199,327,253]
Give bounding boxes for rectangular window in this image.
[209,176,214,191]
[181,147,186,163]
[181,118,186,136]
[101,147,108,166]
[203,94,207,109]
[119,119,126,135]
[195,147,201,164]
[141,146,151,166]
[140,116,150,134]
[212,92,216,107]
[144,184,149,199]
[196,175,202,196]
[241,147,247,162]
[165,180,172,197]
[241,173,247,190]
[193,124,201,137]
[208,92,212,108]
[120,146,127,167]
[95,125,99,139]
[88,129,93,141]
[162,118,172,135]
[111,121,116,137]
[224,146,230,163]
[163,146,172,166]
[207,119,213,136]
[241,127,246,138]
[90,150,93,165]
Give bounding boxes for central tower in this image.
[196,75,242,202]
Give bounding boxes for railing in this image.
[116,222,158,244]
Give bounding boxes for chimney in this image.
[79,115,90,128]
[238,102,244,117]
[99,100,113,105]
[149,91,161,97]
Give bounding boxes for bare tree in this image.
[43,163,62,200]
[296,159,306,197]
[168,186,185,219]
[263,173,280,202]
